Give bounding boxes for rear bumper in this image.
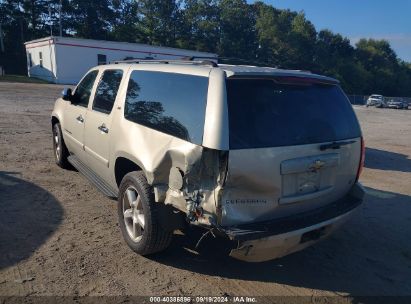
[224,183,365,262]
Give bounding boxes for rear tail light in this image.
[356,137,365,182]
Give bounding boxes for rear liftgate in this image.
[217,75,364,261]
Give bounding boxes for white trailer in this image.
[24,36,218,84]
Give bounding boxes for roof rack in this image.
[112,57,218,67]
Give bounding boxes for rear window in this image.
[124,71,209,145]
[227,78,361,149]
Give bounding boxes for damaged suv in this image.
[51,60,365,262]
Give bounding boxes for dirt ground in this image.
[1,82,411,300]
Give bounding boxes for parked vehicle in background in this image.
[366,94,386,108]
[387,99,408,109]
[51,59,365,262]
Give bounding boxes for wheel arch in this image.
[51,115,60,126]
[114,155,146,187]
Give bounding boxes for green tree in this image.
[65,0,117,40]
[138,0,182,46]
[355,39,402,95]
[254,3,316,69]
[110,0,143,43]
[287,11,317,69]
[253,1,283,66]
[314,29,369,94]
[1,0,411,97]
[0,0,53,73]
[218,0,257,62]
[177,0,220,52]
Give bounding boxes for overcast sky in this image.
[253,0,411,62]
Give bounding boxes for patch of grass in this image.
[0,75,51,84]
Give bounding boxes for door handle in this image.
[76,115,84,123]
[98,124,109,134]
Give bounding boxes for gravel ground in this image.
[1,82,411,301]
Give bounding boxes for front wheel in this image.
[118,171,173,255]
[52,122,71,169]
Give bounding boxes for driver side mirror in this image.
[61,87,72,101]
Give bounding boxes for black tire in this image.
[52,122,71,169]
[118,171,173,255]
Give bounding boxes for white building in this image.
[24,36,218,84]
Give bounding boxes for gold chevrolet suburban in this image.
[51,59,365,262]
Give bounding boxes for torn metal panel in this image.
[110,116,227,227]
[148,142,228,227]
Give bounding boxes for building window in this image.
[39,52,43,67]
[97,54,107,65]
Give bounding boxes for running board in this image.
[68,155,118,199]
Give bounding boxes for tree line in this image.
[1,0,410,96]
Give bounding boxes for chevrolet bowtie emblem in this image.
[309,160,325,172]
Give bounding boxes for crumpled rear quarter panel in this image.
[111,118,227,226]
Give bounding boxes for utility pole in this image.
[49,5,53,36]
[59,0,62,37]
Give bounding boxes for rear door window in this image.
[92,69,123,114]
[227,78,361,149]
[124,71,209,145]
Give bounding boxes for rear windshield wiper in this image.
[319,140,356,151]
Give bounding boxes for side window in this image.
[124,71,209,144]
[72,70,98,107]
[92,69,123,114]
[39,52,43,67]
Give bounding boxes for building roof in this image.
[24,36,217,58]
[24,36,54,45]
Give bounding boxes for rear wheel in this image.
[118,171,173,255]
[52,122,70,169]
